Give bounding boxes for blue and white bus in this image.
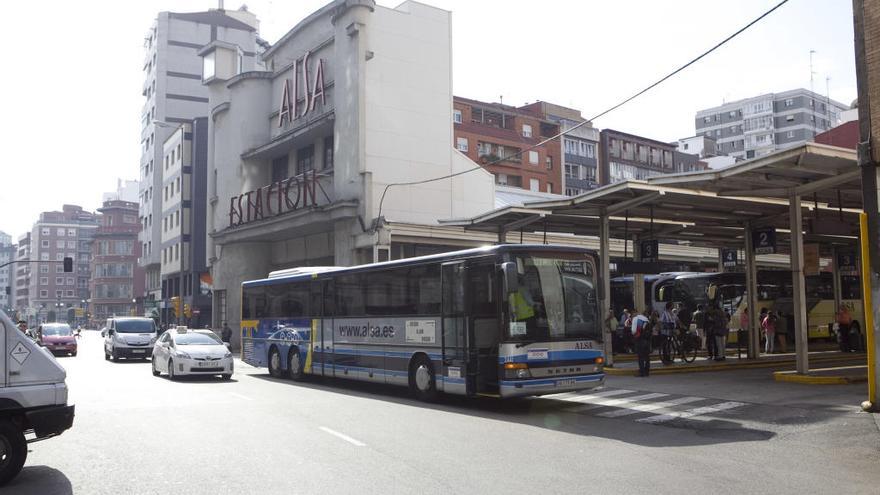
[240,244,605,400]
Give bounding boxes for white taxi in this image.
[151,327,233,380]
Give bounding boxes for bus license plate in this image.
[556,379,577,387]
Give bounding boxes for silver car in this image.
[152,328,233,380]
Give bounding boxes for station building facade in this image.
[200,0,496,335]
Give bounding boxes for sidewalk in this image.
[774,365,868,384]
[605,349,867,376]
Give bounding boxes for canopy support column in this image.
[744,223,759,359]
[600,214,613,366]
[790,194,809,374]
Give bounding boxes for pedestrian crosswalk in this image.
[542,388,749,425]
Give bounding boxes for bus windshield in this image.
[507,253,600,342]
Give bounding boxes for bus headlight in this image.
[503,362,531,379]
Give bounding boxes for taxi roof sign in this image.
[175,326,188,333]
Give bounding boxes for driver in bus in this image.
[510,266,545,327]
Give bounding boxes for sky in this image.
[0,0,857,242]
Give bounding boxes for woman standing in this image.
[762,311,778,354]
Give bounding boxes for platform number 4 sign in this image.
[752,227,776,255]
[722,248,737,268]
[640,240,659,262]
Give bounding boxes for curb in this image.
[773,366,868,385]
[605,356,866,376]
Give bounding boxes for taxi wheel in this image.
[409,355,438,402]
[268,347,283,378]
[288,348,303,381]
[168,359,177,381]
[111,348,119,362]
[71,351,77,357]
[151,357,161,377]
[0,420,27,486]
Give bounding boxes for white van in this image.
[103,317,158,361]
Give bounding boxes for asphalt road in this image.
[8,331,880,494]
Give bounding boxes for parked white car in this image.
[152,327,233,380]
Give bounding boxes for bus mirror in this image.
[707,284,717,301]
[501,262,519,294]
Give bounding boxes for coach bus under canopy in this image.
[443,142,860,374]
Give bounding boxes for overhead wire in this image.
[375,0,791,225]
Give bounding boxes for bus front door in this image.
[441,261,474,396]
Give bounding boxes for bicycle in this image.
[660,328,698,364]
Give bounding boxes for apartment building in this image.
[14,232,30,322]
[28,205,98,324]
[677,135,736,170]
[138,7,262,316]
[0,232,13,313]
[453,96,562,193]
[90,201,143,323]
[598,129,705,186]
[694,88,849,160]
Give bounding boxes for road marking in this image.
[637,401,747,424]
[597,396,706,418]
[319,426,366,447]
[564,392,669,413]
[229,392,253,401]
[550,389,635,403]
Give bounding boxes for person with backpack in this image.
[632,309,654,377]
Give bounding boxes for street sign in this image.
[74,308,84,317]
[752,227,776,255]
[838,252,859,275]
[640,240,659,262]
[721,248,738,269]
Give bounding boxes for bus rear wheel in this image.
[288,348,304,381]
[409,355,437,402]
[268,347,283,378]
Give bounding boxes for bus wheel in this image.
[409,355,437,402]
[288,348,304,381]
[268,347,283,378]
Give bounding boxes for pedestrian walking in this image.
[704,305,718,360]
[632,310,653,377]
[221,323,233,344]
[836,305,853,352]
[692,305,706,351]
[615,309,630,353]
[762,311,777,354]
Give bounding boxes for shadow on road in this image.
[251,374,781,448]
[5,465,72,495]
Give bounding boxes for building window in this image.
[40,277,48,286]
[453,110,462,124]
[703,116,711,123]
[56,277,64,285]
[40,290,48,298]
[546,183,553,193]
[40,252,49,261]
[529,178,540,191]
[67,241,75,249]
[323,136,334,170]
[41,227,50,236]
[528,151,539,165]
[271,155,289,183]
[787,130,795,138]
[522,124,532,138]
[785,98,794,107]
[786,115,795,122]
[545,156,553,170]
[456,137,468,152]
[41,240,49,248]
[728,111,737,118]
[56,228,65,236]
[68,229,75,237]
[66,290,74,297]
[40,265,48,274]
[296,145,315,175]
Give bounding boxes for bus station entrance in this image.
[445,143,864,377]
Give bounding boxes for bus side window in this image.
[411,264,441,314]
[337,274,365,317]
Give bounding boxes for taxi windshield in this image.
[175,332,222,345]
[507,253,600,342]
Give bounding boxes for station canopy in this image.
[442,143,860,251]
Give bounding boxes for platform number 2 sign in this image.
[752,228,776,255]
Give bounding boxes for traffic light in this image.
[63,257,73,273]
[171,297,181,317]
[183,303,191,318]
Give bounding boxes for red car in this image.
[39,323,78,357]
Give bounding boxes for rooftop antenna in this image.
[499,95,503,105]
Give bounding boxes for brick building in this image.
[453,96,562,193]
[90,200,143,324]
